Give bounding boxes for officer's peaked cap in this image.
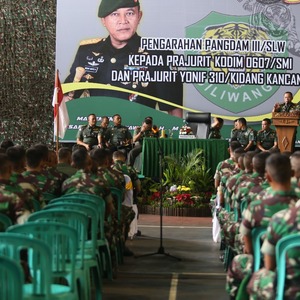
[98,0,140,18]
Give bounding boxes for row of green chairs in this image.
[0,225,79,300]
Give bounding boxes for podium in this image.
[272,112,299,152]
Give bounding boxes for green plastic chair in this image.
[41,204,103,300]
[275,233,300,300]
[27,209,94,300]
[0,255,24,300]
[32,199,41,211]
[110,187,125,264]
[0,232,76,300]
[55,193,113,279]
[252,227,267,272]
[0,213,12,231]
[7,222,79,300]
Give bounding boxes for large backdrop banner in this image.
[56,0,300,142]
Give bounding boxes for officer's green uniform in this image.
[106,125,132,148]
[256,128,277,150]
[76,124,101,148]
[64,0,183,111]
[232,127,256,149]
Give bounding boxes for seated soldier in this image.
[127,116,158,167]
[226,153,298,299]
[0,153,32,224]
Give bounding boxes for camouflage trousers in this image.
[247,268,276,300]
[222,221,244,254]
[226,254,253,297]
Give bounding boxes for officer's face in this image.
[88,115,97,126]
[262,121,270,130]
[113,115,121,125]
[284,92,293,104]
[101,118,109,128]
[101,7,142,47]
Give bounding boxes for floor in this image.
[102,214,228,300]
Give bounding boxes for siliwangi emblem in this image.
[186,12,288,114]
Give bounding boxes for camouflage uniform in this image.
[22,170,57,206]
[248,204,300,300]
[256,128,277,150]
[0,180,32,223]
[276,102,297,112]
[214,158,235,187]
[111,160,137,236]
[10,172,43,209]
[96,166,124,190]
[61,169,111,200]
[226,188,298,298]
[231,127,256,149]
[76,124,101,148]
[223,173,264,254]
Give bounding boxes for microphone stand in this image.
[135,136,181,261]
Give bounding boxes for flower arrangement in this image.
[148,185,212,208]
[137,148,214,214]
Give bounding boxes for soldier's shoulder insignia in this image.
[80,38,103,46]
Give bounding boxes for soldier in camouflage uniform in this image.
[106,114,132,154]
[76,114,101,151]
[112,150,140,255]
[256,118,278,152]
[0,154,33,223]
[213,141,241,189]
[231,117,257,151]
[62,148,113,213]
[223,152,270,254]
[22,147,58,207]
[6,145,43,208]
[272,91,298,113]
[226,154,298,298]
[247,201,300,300]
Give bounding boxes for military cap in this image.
[98,0,140,18]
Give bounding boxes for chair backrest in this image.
[27,209,88,268]
[0,213,12,231]
[185,112,211,139]
[0,255,24,300]
[60,193,106,222]
[251,227,267,272]
[44,203,98,256]
[110,187,124,223]
[7,222,78,292]
[0,232,52,296]
[276,233,300,300]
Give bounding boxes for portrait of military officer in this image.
[64,0,183,117]
[256,118,278,152]
[76,113,101,151]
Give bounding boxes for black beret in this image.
[98,0,140,18]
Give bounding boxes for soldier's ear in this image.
[138,10,143,22]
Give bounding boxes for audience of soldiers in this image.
[214,136,300,299]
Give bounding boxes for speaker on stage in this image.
[185,112,211,139]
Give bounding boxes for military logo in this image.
[185,12,288,113]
